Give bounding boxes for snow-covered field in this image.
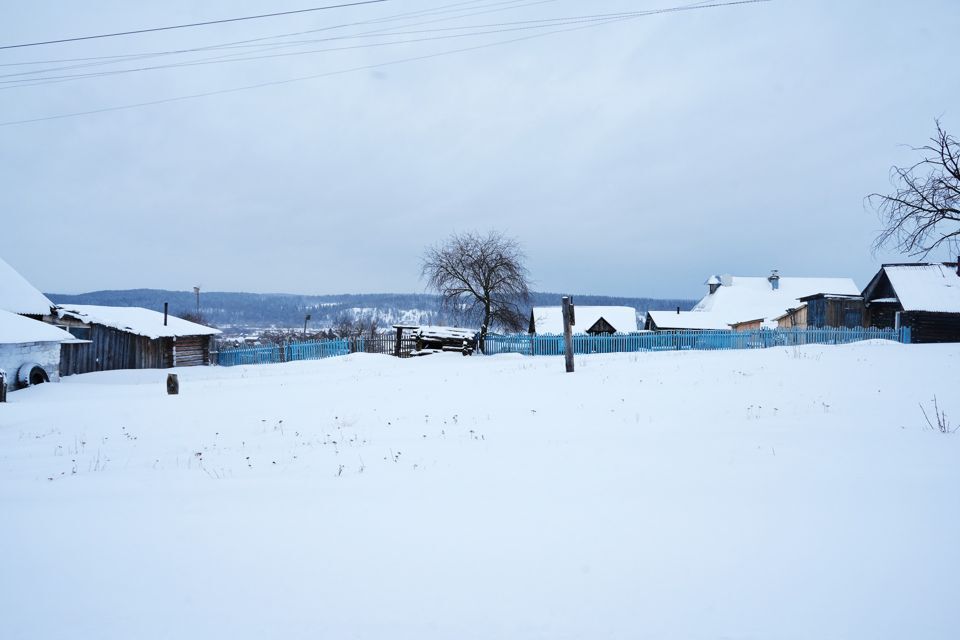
[1,343,958,639]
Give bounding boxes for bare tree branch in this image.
[868,119,960,258]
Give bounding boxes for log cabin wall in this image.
[899,311,960,343]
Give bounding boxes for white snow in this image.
[415,325,476,340]
[532,305,638,334]
[646,309,732,330]
[0,256,55,316]
[1,343,958,639]
[883,264,960,313]
[55,304,221,339]
[693,275,860,325]
[0,308,73,344]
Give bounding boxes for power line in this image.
[0,10,676,88]
[0,0,773,127]
[0,0,545,77]
[0,0,391,51]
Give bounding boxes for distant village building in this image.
[52,304,221,375]
[529,306,638,335]
[0,257,74,392]
[644,310,730,331]
[860,261,960,343]
[688,271,860,328]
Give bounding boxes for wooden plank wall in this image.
[59,325,212,375]
[900,311,960,343]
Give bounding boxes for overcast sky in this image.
[1,0,958,299]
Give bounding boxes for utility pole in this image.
[562,296,575,373]
[303,313,311,337]
[193,286,200,317]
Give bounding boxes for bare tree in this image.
[421,231,531,346]
[869,120,960,257]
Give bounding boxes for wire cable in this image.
[0,9,672,88]
[0,0,391,51]
[0,0,772,127]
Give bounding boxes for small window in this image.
[67,326,91,340]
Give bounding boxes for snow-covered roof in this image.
[882,264,960,312]
[0,256,54,316]
[0,309,74,344]
[692,275,860,325]
[55,304,221,339]
[646,310,731,331]
[532,306,638,334]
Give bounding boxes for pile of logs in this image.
[394,325,478,356]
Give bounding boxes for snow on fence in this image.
[482,327,912,356]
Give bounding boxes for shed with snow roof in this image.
[0,309,74,392]
[861,261,960,343]
[529,306,638,335]
[51,304,221,375]
[0,257,73,393]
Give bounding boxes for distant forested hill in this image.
[46,289,697,333]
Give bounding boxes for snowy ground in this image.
[1,342,958,639]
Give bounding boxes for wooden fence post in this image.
[562,296,575,373]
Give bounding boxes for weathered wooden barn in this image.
[798,293,864,328]
[860,262,960,343]
[50,304,221,375]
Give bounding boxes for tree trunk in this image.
[480,297,492,354]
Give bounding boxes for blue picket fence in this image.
[218,339,350,366]
[482,327,911,356]
[217,327,911,366]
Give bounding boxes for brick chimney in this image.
[707,274,721,295]
[768,269,780,290]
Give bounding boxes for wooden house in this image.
[530,306,638,335]
[860,261,960,343]
[51,304,221,375]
